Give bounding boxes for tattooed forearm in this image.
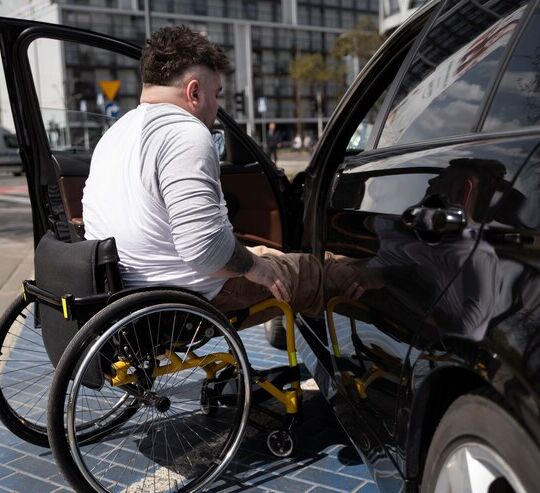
[222,240,254,274]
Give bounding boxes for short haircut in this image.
[140,25,230,86]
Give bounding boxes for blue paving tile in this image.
[47,474,72,488]
[6,439,51,455]
[358,482,380,492]
[0,321,377,493]
[294,468,363,492]
[310,488,348,493]
[215,485,267,493]
[252,474,313,492]
[0,427,22,445]
[0,472,58,492]
[339,462,371,477]
[8,455,58,478]
[304,454,344,472]
[0,445,25,463]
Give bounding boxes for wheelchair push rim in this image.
[0,295,51,446]
[50,292,251,493]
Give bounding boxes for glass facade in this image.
[56,0,378,139]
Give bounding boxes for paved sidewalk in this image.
[0,164,380,493]
[275,150,311,180]
[0,238,33,314]
[0,266,379,492]
[0,311,379,492]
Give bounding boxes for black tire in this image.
[422,392,540,493]
[266,429,296,458]
[264,316,287,350]
[48,289,251,493]
[200,379,218,417]
[0,295,51,446]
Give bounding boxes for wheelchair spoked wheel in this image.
[48,290,251,493]
[0,294,52,446]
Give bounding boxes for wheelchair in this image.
[0,231,303,493]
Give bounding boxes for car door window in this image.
[483,5,540,132]
[494,149,540,231]
[0,61,15,134]
[377,0,528,148]
[346,87,390,154]
[28,38,139,153]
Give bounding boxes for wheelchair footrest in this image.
[251,365,301,406]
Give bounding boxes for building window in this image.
[298,6,309,24]
[324,8,340,28]
[207,0,224,17]
[386,0,400,15]
[258,1,273,22]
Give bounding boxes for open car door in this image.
[0,17,291,250]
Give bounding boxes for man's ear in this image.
[186,79,200,105]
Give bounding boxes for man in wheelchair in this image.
[82,25,362,329]
[1,25,363,493]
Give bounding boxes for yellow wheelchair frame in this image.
[107,298,302,418]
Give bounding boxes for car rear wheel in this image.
[422,393,540,493]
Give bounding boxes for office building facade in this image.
[0,0,378,142]
[379,0,428,34]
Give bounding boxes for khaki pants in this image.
[211,247,369,328]
[211,246,324,328]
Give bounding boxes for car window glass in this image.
[377,0,528,148]
[27,38,139,153]
[332,155,445,213]
[346,87,389,154]
[0,59,20,172]
[357,173,437,214]
[495,148,540,231]
[483,6,540,132]
[0,59,16,136]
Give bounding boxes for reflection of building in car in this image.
[379,5,527,147]
[330,158,509,339]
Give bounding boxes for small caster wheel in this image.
[200,380,218,417]
[266,429,296,457]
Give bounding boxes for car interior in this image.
[49,120,286,251]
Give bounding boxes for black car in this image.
[0,126,23,175]
[1,0,539,491]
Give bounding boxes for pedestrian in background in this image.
[292,134,302,152]
[303,134,314,154]
[266,122,282,162]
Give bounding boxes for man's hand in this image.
[245,256,292,302]
[212,240,292,302]
[344,281,365,301]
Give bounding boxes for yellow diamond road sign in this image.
[99,80,121,101]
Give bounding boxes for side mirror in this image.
[402,193,466,244]
[211,129,226,160]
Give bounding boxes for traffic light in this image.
[234,91,245,114]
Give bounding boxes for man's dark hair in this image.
[140,26,230,85]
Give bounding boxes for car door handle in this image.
[402,204,466,234]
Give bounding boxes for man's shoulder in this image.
[143,104,209,144]
[144,104,205,128]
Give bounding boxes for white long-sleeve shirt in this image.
[83,103,235,299]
